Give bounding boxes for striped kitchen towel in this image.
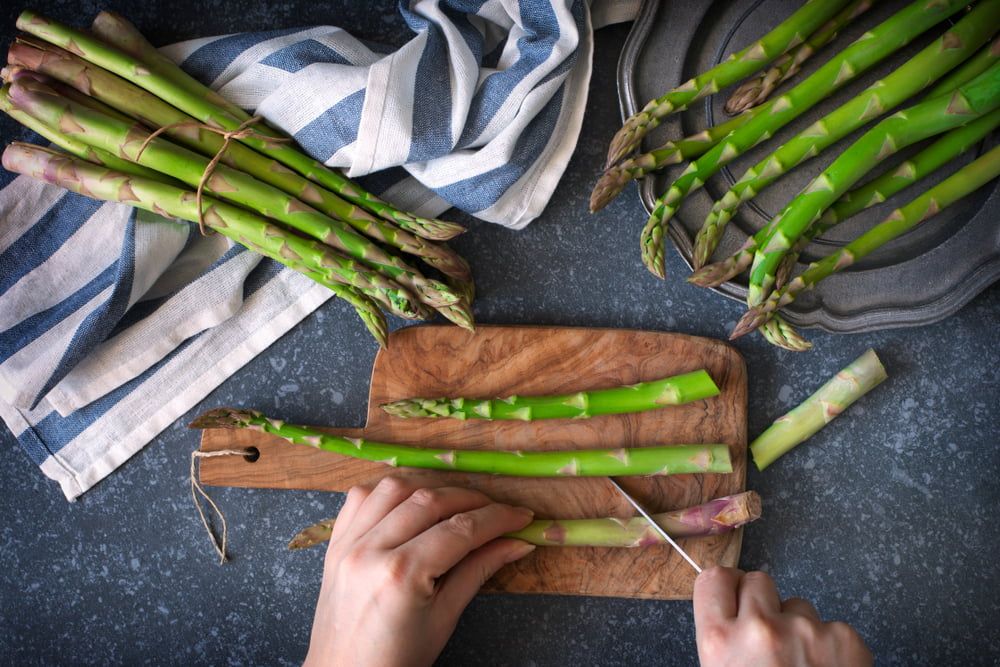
[0,0,639,500]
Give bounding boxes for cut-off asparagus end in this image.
[751,349,887,471]
[288,491,762,550]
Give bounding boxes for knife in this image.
[606,477,702,574]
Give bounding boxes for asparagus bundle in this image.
[19,10,467,243]
[603,0,855,167]
[287,491,762,550]
[694,0,1000,268]
[639,0,969,278]
[381,369,719,420]
[5,40,472,284]
[3,143,393,345]
[734,144,1000,339]
[189,407,733,477]
[747,62,1000,307]
[724,0,873,115]
[688,108,1000,290]
[752,349,887,470]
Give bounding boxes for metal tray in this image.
[617,0,1000,333]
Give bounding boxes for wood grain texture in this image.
[199,324,747,599]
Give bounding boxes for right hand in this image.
[693,566,873,666]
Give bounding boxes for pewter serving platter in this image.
[617,0,1000,333]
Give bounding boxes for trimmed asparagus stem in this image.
[695,0,1000,269]
[0,83,167,183]
[735,144,1000,338]
[688,107,1000,289]
[758,314,813,352]
[589,105,766,213]
[604,0,855,167]
[924,36,1000,100]
[7,78,467,321]
[380,370,719,421]
[189,407,733,477]
[3,143,392,344]
[17,10,467,243]
[288,491,762,550]
[747,62,1000,306]
[751,349,887,470]
[5,40,473,285]
[724,0,873,115]
[640,0,970,279]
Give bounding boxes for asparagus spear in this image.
[589,105,766,213]
[759,314,813,352]
[751,349,887,470]
[688,107,1000,289]
[2,143,395,343]
[189,407,733,477]
[640,0,970,278]
[16,10,467,243]
[6,40,472,284]
[747,62,1000,306]
[287,491,762,550]
[724,0,873,115]
[380,370,720,420]
[923,36,1000,100]
[0,83,168,183]
[695,0,1000,268]
[8,78,471,324]
[604,0,855,168]
[735,144,1000,338]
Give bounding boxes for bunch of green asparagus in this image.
[0,11,477,347]
[596,0,1000,350]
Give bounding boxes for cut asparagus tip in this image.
[188,407,259,429]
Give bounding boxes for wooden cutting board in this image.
[199,325,747,599]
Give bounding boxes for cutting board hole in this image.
[243,447,260,463]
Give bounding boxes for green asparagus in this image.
[16,10,467,243]
[589,105,766,213]
[6,40,472,284]
[640,0,970,278]
[688,107,1000,289]
[380,369,719,420]
[604,0,854,167]
[724,0,873,115]
[759,314,812,352]
[747,62,1000,306]
[288,491,762,550]
[189,407,734,477]
[2,143,396,343]
[751,349,887,470]
[924,35,1000,100]
[695,0,1000,269]
[734,144,1000,338]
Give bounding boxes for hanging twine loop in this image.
[135,116,290,235]
[190,447,256,564]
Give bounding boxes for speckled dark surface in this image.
[1,2,998,665]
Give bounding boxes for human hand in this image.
[693,567,873,667]
[304,477,536,667]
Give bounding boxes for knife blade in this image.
[606,477,702,574]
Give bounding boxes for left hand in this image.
[304,477,536,667]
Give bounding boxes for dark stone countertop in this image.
[1,2,998,665]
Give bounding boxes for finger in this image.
[341,476,424,540]
[330,484,373,542]
[434,538,536,620]
[694,566,744,629]
[399,503,535,579]
[782,597,821,621]
[364,486,493,549]
[737,570,782,617]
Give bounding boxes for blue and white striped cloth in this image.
[0,0,638,500]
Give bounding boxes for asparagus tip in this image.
[189,407,260,429]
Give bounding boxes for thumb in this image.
[435,538,536,618]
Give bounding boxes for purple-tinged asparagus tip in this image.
[730,307,770,339]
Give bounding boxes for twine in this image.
[190,447,256,564]
[135,116,289,235]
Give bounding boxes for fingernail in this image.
[514,506,535,519]
[504,542,536,564]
